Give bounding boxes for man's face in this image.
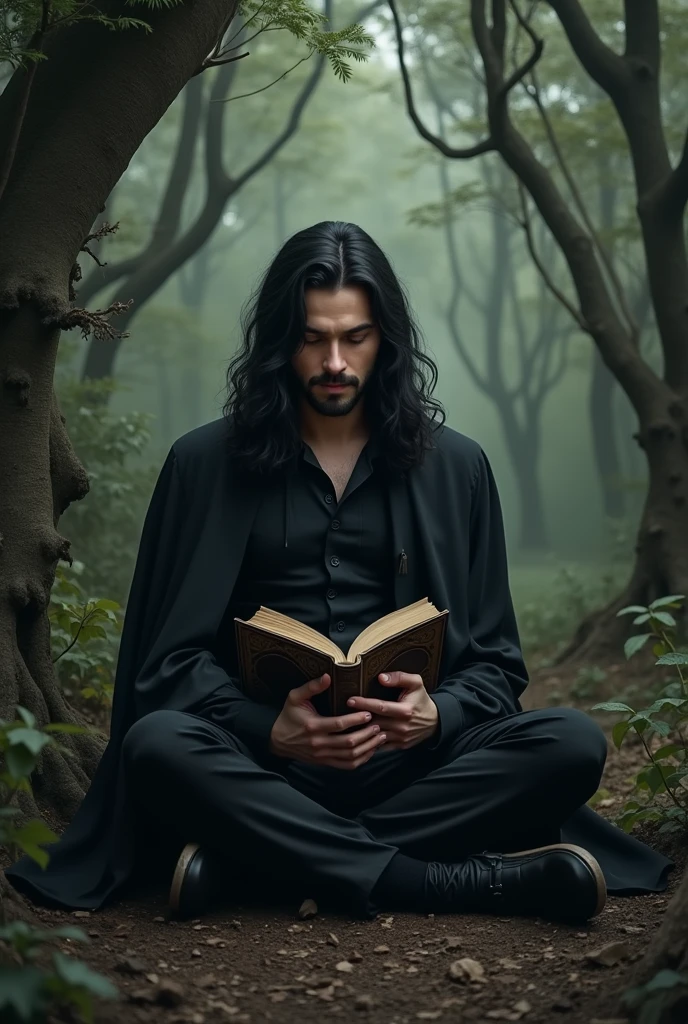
[291,286,381,418]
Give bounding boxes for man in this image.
[6,221,672,923]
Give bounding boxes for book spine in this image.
[332,663,363,718]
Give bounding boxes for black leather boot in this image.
[168,843,221,921]
[424,843,606,923]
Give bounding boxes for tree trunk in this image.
[590,346,626,520]
[0,306,102,820]
[0,0,238,839]
[621,867,688,1022]
[556,387,688,663]
[498,404,549,551]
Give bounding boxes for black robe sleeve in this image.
[425,448,528,751]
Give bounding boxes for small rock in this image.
[155,979,185,1007]
[205,937,225,946]
[145,973,159,985]
[552,998,573,1012]
[72,911,91,918]
[191,949,202,958]
[349,950,364,962]
[618,924,644,934]
[114,955,147,975]
[153,916,165,923]
[373,945,390,954]
[354,994,375,1011]
[444,936,462,949]
[584,941,632,968]
[230,919,242,929]
[448,958,486,984]
[298,899,318,919]
[416,1013,442,1021]
[326,932,340,947]
[335,960,354,973]
[128,987,156,1004]
[88,931,100,938]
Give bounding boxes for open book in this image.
[234,598,449,718]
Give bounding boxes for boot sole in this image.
[168,842,201,918]
[505,842,607,918]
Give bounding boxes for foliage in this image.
[622,968,688,1024]
[49,562,122,710]
[238,0,374,83]
[0,708,118,1021]
[55,363,156,604]
[514,561,625,664]
[592,595,688,836]
[0,0,182,70]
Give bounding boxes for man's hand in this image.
[268,673,388,769]
[345,671,439,751]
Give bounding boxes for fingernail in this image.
[380,674,389,682]
[364,713,371,720]
[348,698,356,706]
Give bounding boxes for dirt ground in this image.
[9,663,688,1024]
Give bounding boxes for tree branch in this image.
[388,0,495,158]
[78,74,205,305]
[545,0,628,97]
[516,181,586,330]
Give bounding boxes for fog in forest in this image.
[51,6,653,665]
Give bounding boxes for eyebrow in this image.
[304,322,375,335]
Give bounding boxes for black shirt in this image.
[217,439,395,675]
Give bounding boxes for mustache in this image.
[309,373,359,388]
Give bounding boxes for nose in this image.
[323,341,347,375]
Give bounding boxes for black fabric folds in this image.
[5,417,674,908]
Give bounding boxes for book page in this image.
[347,598,441,662]
[246,607,345,662]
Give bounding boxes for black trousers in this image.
[121,704,607,919]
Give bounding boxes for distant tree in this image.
[407,80,570,551]
[390,0,688,662]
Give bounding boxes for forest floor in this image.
[11,658,688,1024]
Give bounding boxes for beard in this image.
[300,371,369,418]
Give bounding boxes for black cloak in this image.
[5,418,673,908]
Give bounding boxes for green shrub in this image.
[49,562,123,711]
[0,708,119,1021]
[592,594,688,835]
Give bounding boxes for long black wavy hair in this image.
[223,221,445,475]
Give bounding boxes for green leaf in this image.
[0,964,46,1018]
[14,818,58,853]
[43,722,90,735]
[612,720,631,749]
[645,697,687,714]
[8,728,51,756]
[649,595,686,610]
[15,706,36,729]
[617,605,648,617]
[52,951,119,999]
[631,613,651,626]
[651,610,677,627]
[653,743,685,760]
[624,633,652,659]
[591,701,635,713]
[5,743,38,779]
[656,652,688,666]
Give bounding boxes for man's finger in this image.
[345,696,413,718]
[378,671,424,688]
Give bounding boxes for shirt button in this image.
[330,556,340,567]
[331,519,340,530]
[324,493,334,504]
[336,621,346,632]
[327,589,337,600]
